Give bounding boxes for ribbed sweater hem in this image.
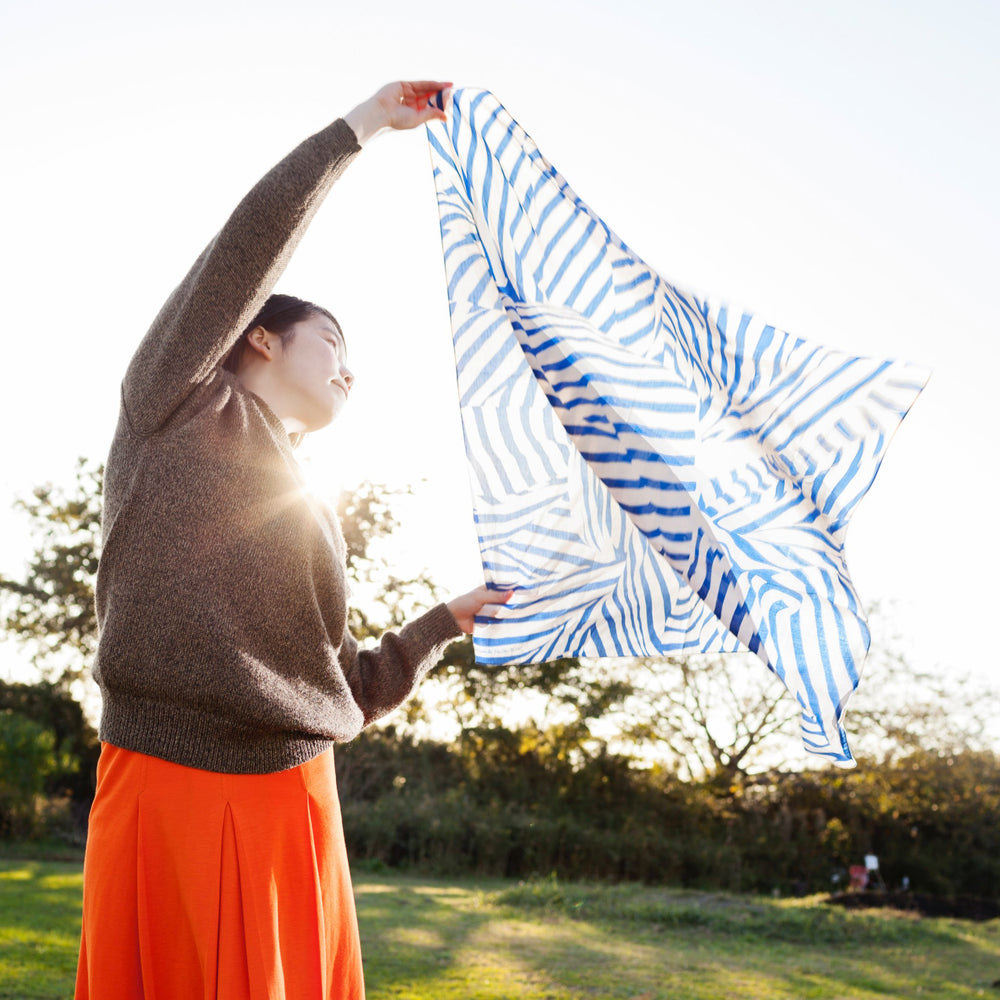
[99,697,340,775]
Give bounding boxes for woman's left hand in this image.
[446,585,514,634]
[345,80,451,145]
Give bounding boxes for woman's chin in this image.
[309,406,342,433]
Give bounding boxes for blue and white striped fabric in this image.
[427,89,928,766]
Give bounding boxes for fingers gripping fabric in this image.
[426,89,928,766]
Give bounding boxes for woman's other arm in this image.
[339,585,511,727]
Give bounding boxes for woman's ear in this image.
[245,325,277,361]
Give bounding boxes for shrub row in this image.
[336,729,1000,898]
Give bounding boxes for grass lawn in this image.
[2,857,998,999]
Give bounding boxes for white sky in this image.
[1,0,998,693]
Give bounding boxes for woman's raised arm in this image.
[121,80,449,437]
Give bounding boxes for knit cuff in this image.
[406,602,464,661]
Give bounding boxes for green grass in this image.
[0,861,83,999]
[2,860,998,999]
[358,875,1000,999]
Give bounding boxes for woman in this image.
[75,80,509,999]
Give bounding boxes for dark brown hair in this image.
[222,294,340,373]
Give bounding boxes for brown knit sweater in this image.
[94,117,462,774]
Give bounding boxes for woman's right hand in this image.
[344,81,451,145]
[446,585,514,635]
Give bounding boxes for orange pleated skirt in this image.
[75,743,364,1000]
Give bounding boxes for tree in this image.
[612,653,801,785]
[0,710,64,838]
[609,603,999,784]
[430,640,632,751]
[840,607,997,761]
[0,458,103,695]
[336,481,443,640]
[0,679,100,809]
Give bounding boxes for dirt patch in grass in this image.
[828,891,1000,921]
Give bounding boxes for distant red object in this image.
[849,865,868,890]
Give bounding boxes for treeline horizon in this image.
[3,677,997,900]
[333,726,1000,899]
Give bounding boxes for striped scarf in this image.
[427,89,928,766]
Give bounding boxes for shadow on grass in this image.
[355,876,512,998]
[487,877,1000,1000]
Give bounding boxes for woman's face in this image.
[272,313,354,432]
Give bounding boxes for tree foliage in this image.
[432,640,631,741]
[600,606,998,783]
[614,653,801,784]
[0,680,100,807]
[335,729,1000,896]
[336,482,442,640]
[0,711,65,838]
[0,458,103,689]
[843,619,995,761]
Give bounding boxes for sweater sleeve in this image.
[338,603,463,728]
[122,118,361,436]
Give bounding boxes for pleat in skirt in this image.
[75,743,364,999]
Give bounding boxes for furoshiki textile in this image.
[426,89,928,766]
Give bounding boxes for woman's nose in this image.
[342,365,355,389]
